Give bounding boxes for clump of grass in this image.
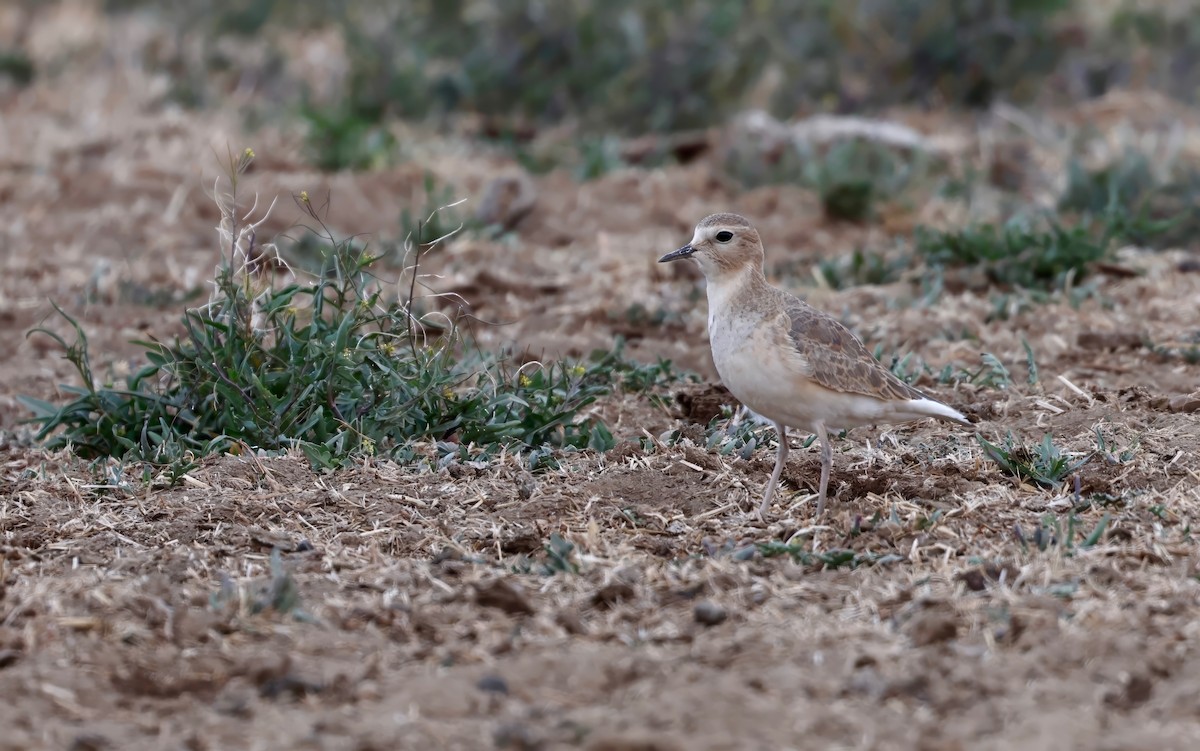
[19,149,658,478]
[810,140,924,222]
[399,172,464,248]
[979,432,1089,489]
[871,345,932,385]
[1014,513,1112,555]
[574,136,628,181]
[1094,427,1138,464]
[914,217,1111,291]
[868,349,1014,390]
[1059,151,1200,250]
[696,407,813,462]
[110,0,1077,138]
[510,533,580,576]
[301,103,397,171]
[210,548,315,623]
[0,48,34,86]
[964,353,1013,389]
[816,247,908,290]
[729,138,928,223]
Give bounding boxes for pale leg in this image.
[815,421,832,516]
[758,421,789,516]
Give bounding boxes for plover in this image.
[659,213,969,516]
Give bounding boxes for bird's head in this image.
[658,213,764,280]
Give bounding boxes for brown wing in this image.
[776,293,924,402]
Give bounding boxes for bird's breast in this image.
[708,312,797,409]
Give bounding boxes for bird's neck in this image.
[705,264,770,317]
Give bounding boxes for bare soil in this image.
[2,5,1200,750]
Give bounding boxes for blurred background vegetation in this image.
[36,0,1196,137]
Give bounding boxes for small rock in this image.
[0,649,19,669]
[68,735,109,751]
[693,600,727,626]
[474,173,536,231]
[516,473,537,501]
[1168,394,1200,413]
[476,674,509,694]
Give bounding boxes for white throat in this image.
[704,265,757,332]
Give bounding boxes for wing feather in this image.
[772,294,924,402]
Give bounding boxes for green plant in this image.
[574,136,628,181]
[105,0,1078,137]
[210,547,315,622]
[979,432,1089,489]
[301,103,397,171]
[0,49,34,86]
[399,172,465,248]
[1059,152,1200,250]
[698,408,800,461]
[914,216,1113,291]
[1014,512,1111,555]
[871,345,933,385]
[606,350,687,394]
[810,140,923,222]
[19,149,651,477]
[1094,427,1138,464]
[1107,5,1200,104]
[1021,338,1039,385]
[951,353,1013,389]
[510,533,580,576]
[816,248,908,290]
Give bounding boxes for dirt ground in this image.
[3,5,1200,750]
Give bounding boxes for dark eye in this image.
[714,230,734,243]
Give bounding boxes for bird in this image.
[658,213,969,517]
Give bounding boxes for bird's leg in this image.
[815,421,831,516]
[758,422,789,517]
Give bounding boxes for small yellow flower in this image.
[300,190,309,204]
[569,365,586,377]
[380,341,397,356]
[519,374,532,387]
[442,387,456,401]
[243,147,255,160]
[361,437,376,456]
[342,348,352,360]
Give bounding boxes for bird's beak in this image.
[658,244,695,263]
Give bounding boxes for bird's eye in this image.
[714,230,734,243]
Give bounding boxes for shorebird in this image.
[659,213,969,516]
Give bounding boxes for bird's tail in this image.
[897,397,971,426]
